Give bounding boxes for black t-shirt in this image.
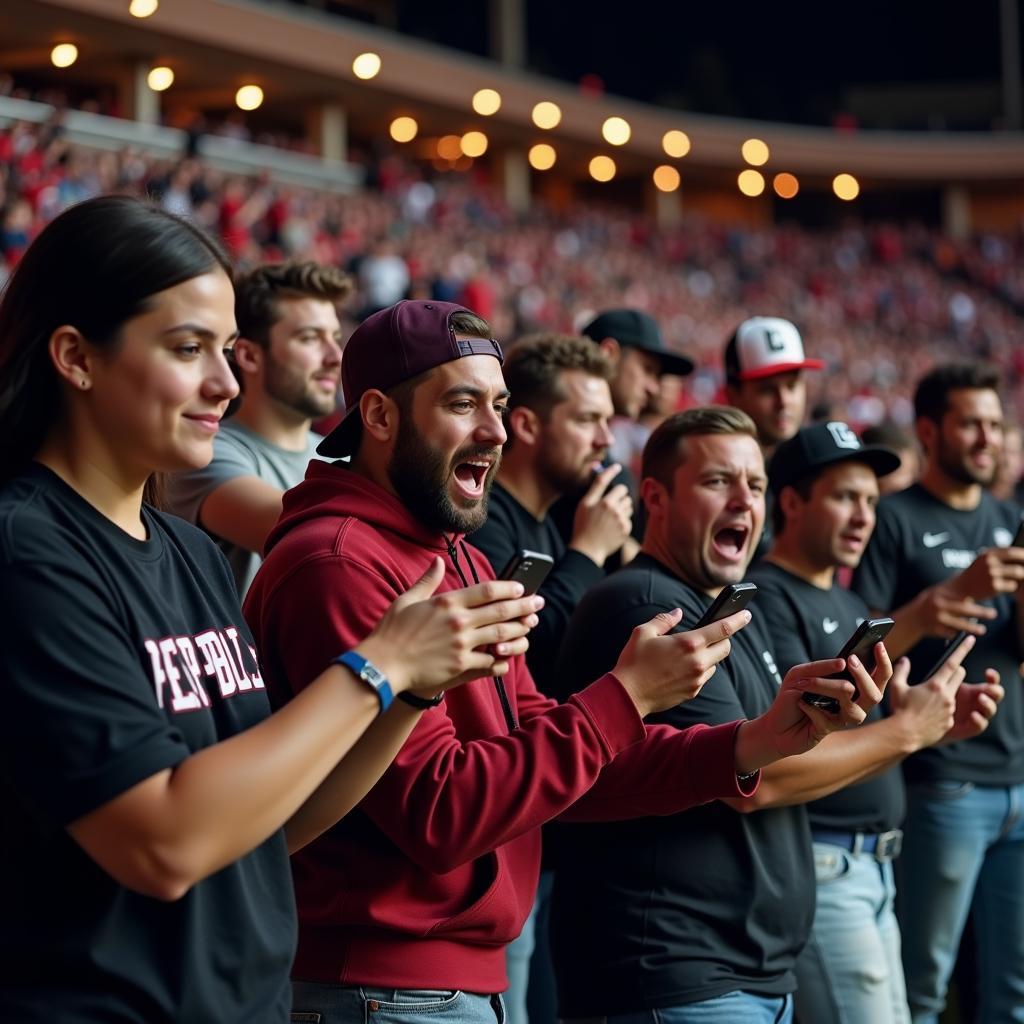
[748,559,905,832]
[470,482,604,694]
[548,553,814,1014]
[853,483,1024,785]
[0,465,295,1023]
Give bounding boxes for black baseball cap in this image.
[581,309,694,376]
[317,300,503,458]
[768,421,902,493]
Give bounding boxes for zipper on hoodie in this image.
[444,535,518,732]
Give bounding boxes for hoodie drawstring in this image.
[444,535,518,732]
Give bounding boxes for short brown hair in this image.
[914,362,1002,424]
[642,406,759,490]
[504,332,613,421]
[234,261,353,347]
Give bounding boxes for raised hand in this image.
[612,607,752,718]
[569,462,634,567]
[358,558,544,697]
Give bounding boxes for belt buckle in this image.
[875,829,903,862]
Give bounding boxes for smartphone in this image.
[694,582,758,629]
[802,617,896,713]
[919,629,970,682]
[499,549,555,596]
[1012,516,1024,549]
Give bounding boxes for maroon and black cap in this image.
[317,300,504,458]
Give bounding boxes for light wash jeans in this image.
[794,840,910,1024]
[898,780,1024,1024]
[564,992,792,1024]
[505,869,557,1024]
[290,985,504,1024]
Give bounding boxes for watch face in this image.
[362,664,385,687]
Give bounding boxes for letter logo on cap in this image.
[826,421,860,450]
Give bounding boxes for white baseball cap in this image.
[724,317,825,381]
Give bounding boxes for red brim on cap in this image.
[737,358,826,381]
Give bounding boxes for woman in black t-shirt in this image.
[0,196,540,1023]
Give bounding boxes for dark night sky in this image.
[395,0,1015,129]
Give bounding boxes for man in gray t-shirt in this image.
[167,261,351,595]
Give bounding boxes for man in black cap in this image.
[748,421,1001,1024]
[550,309,694,561]
[582,308,694,424]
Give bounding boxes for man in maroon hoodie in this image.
[243,300,868,1024]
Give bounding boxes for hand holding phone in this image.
[695,582,758,629]
[499,549,555,596]
[802,617,895,713]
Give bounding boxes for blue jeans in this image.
[794,840,910,1024]
[290,984,505,1024]
[565,992,792,1024]
[898,780,1024,1024]
[505,869,556,1024]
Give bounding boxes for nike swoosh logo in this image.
[823,618,839,634]
[923,532,950,548]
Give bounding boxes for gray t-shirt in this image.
[166,420,321,596]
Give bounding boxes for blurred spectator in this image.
[862,421,922,495]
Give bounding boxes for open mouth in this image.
[452,459,492,500]
[712,525,749,561]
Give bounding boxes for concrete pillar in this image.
[489,0,525,68]
[117,61,160,125]
[497,147,530,214]
[306,103,347,162]
[651,184,683,228]
[942,185,971,240]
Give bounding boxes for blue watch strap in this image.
[334,651,394,713]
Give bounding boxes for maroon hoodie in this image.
[244,461,755,992]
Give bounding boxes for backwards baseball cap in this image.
[724,316,825,382]
[581,308,694,376]
[768,420,902,494]
[317,300,503,458]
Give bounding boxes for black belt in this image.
[811,828,903,862]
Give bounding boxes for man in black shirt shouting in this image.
[549,406,889,1024]
[853,363,1024,1024]
[748,420,1001,1024]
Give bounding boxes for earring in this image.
[79,379,88,389]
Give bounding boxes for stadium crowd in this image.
[2,115,1024,426]
[2,102,1024,1024]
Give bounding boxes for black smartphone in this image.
[694,582,758,629]
[919,629,970,682]
[1012,516,1024,548]
[499,549,555,596]
[802,616,896,713]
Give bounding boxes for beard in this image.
[388,416,501,534]
[536,444,602,498]
[937,440,996,486]
[264,353,338,419]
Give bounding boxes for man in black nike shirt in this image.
[749,421,1001,1024]
[549,406,887,1024]
[853,362,1024,1024]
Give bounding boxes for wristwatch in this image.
[334,651,393,713]
[398,690,445,710]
